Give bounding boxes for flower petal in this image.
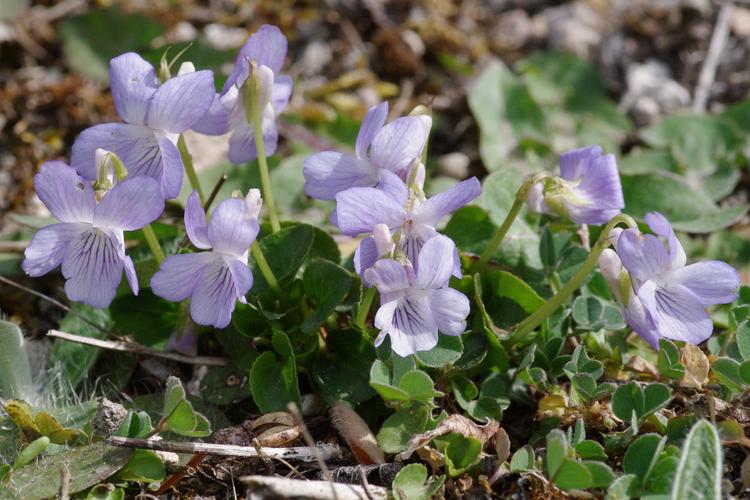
[356,102,388,159]
[566,153,624,224]
[669,261,740,305]
[354,236,379,284]
[145,70,216,133]
[377,170,408,206]
[335,187,405,236]
[94,176,164,230]
[369,116,428,174]
[430,288,469,336]
[365,259,410,295]
[376,297,438,357]
[22,222,87,277]
[61,228,125,308]
[303,151,379,200]
[638,280,713,345]
[559,145,603,181]
[191,93,231,135]
[416,235,456,289]
[237,25,288,78]
[207,198,259,256]
[412,177,481,227]
[227,258,253,300]
[185,191,211,249]
[158,136,185,200]
[227,118,278,164]
[109,53,158,125]
[151,252,215,302]
[525,181,554,215]
[615,229,671,285]
[621,293,660,349]
[272,75,293,114]
[34,161,95,223]
[644,212,686,269]
[123,255,138,295]
[190,256,241,328]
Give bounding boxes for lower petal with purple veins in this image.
[151,252,216,302]
[190,256,243,328]
[375,297,438,357]
[429,288,469,336]
[637,280,713,345]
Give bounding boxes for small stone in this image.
[92,398,128,438]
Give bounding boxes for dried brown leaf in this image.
[395,414,501,462]
[681,344,709,388]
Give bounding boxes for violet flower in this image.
[191,25,292,164]
[22,161,164,308]
[335,172,481,279]
[365,235,470,357]
[303,102,431,200]
[150,190,260,328]
[599,212,739,347]
[526,145,624,225]
[71,53,215,199]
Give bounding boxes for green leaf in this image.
[736,320,750,361]
[251,224,315,293]
[623,434,665,483]
[369,360,410,403]
[510,445,535,471]
[160,376,211,437]
[59,8,163,81]
[0,442,132,500]
[377,407,429,454]
[301,259,354,333]
[116,450,165,483]
[109,289,179,346]
[571,296,626,331]
[606,474,640,500]
[645,456,678,495]
[415,335,463,368]
[621,173,747,233]
[444,434,483,477]
[115,411,153,439]
[249,331,302,413]
[545,429,570,478]
[13,437,50,468]
[398,371,442,405]
[391,463,445,500]
[554,458,593,490]
[643,384,672,418]
[0,320,36,401]
[640,115,741,174]
[312,329,376,406]
[488,270,545,314]
[671,420,722,500]
[656,339,685,380]
[575,440,607,461]
[711,357,745,392]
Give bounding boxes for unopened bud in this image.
[177,61,196,76]
[242,61,275,127]
[412,163,426,190]
[372,223,395,257]
[525,182,550,215]
[245,188,263,218]
[95,148,127,183]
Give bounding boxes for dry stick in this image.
[47,330,228,367]
[693,2,733,111]
[106,436,348,463]
[57,466,70,500]
[0,276,108,334]
[287,402,340,500]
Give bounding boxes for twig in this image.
[0,276,109,334]
[239,476,388,500]
[47,330,228,367]
[57,466,70,500]
[106,436,349,463]
[288,402,339,500]
[204,174,228,212]
[693,2,733,111]
[357,466,375,500]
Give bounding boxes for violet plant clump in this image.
[7,18,750,499]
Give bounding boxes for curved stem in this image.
[142,224,165,265]
[251,241,280,294]
[355,286,377,331]
[177,134,205,206]
[511,213,638,341]
[473,173,551,272]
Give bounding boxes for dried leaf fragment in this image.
[395,414,501,461]
[330,403,385,465]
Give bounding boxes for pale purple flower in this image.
[599,212,739,347]
[22,161,164,308]
[150,191,260,328]
[191,25,292,164]
[335,173,481,280]
[527,145,624,225]
[71,53,215,199]
[303,102,431,200]
[365,235,470,357]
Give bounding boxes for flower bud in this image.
[242,61,275,127]
[177,61,196,76]
[372,223,395,258]
[95,148,127,185]
[525,181,551,215]
[245,188,263,218]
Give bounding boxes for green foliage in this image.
[671,420,722,500]
[611,382,672,426]
[0,320,36,402]
[159,376,212,437]
[392,463,445,500]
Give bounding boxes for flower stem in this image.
[142,224,165,265]
[355,286,378,331]
[251,241,280,293]
[177,134,205,206]
[511,213,638,341]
